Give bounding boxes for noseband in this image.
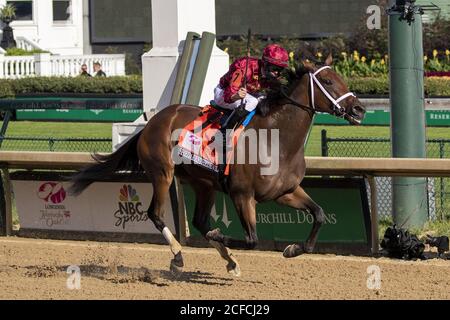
[281,66,356,118]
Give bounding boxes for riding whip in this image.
[240,28,252,108]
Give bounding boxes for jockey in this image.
[214,44,289,129]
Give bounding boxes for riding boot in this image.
[218,106,250,178]
[222,105,250,131]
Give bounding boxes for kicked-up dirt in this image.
[0,237,449,300]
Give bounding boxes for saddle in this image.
[177,102,256,185]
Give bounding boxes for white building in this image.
[0,0,89,55]
[0,0,127,78]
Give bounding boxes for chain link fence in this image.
[0,136,112,153]
[321,130,450,221]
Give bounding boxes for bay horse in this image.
[69,55,366,276]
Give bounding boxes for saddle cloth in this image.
[177,105,256,175]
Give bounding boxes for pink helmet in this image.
[262,44,289,68]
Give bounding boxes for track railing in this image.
[1,151,450,254]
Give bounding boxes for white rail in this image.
[0,55,35,79]
[15,36,46,52]
[50,54,126,77]
[0,53,126,78]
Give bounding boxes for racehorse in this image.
[69,55,366,276]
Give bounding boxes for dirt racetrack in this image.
[0,236,449,300]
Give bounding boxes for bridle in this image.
[281,66,356,119]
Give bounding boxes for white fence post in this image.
[117,54,126,76]
[34,53,52,77]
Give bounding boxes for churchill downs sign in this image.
[184,177,372,253]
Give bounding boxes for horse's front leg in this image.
[191,184,241,276]
[207,194,258,250]
[276,186,325,258]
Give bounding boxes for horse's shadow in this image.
[39,264,253,287]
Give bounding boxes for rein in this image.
[280,86,315,118]
[280,66,356,119]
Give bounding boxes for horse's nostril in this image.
[352,105,365,115]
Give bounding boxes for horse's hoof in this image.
[283,244,304,258]
[170,252,184,274]
[170,259,184,274]
[226,261,241,277]
[206,228,222,242]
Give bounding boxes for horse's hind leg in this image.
[138,124,184,272]
[276,186,325,258]
[191,184,241,276]
[146,171,184,272]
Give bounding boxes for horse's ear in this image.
[325,53,333,66]
[301,59,316,73]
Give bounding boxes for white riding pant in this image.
[214,86,262,112]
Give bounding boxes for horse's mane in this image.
[255,41,332,116]
[257,64,309,116]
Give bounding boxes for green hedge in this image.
[424,77,450,96]
[0,76,143,98]
[0,75,449,98]
[345,77,390,95]
[346,77,450,96]
[5,48,49,56]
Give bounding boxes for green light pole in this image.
[388,0,428,228]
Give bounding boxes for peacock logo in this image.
[119,185,140,202]
[114,184,147,229]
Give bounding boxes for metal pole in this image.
[1,169,12,236]
[388,0,428,228]
[174,179,188,245]
[170,32,200,105]
[439,141,445,220]
[168,31,210,242]
[368,175,379,255]
[0,173,5,236]
[0,111,11,149]
[0,111,11,235]
[185,32,215,106]
[169,31,200,242]
[321,129,328,157]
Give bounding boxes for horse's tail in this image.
[68,130,143,196]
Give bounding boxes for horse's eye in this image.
[323,79,333,85]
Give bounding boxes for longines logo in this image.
[114,185,148,229]
[37,182,71,227]
[256,210,337,225]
